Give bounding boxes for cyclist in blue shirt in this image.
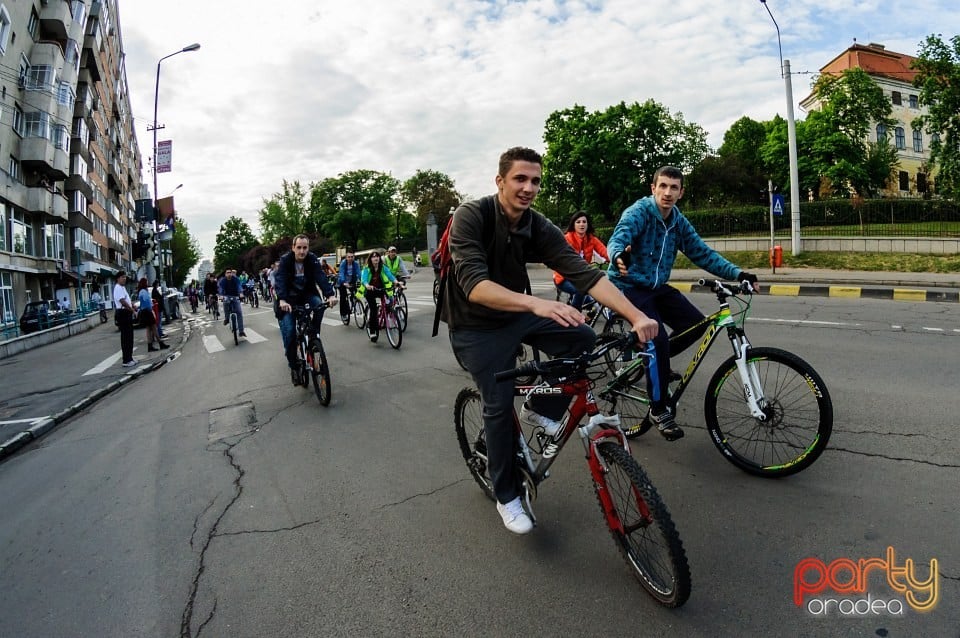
[607,165,759,441]
[336,250,362,322]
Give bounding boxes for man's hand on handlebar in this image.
[630,315,659,342]
[279,300,291,313]
[325,295,337,308]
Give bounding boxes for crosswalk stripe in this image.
[243,329,268,343]
[203,335,225,353]
[83,350,124,375]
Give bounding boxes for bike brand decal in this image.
[542,443,560,458]
[794,547,939,617]
[803,374,824,398]
[693,323,717,368]
[522,387,563,395]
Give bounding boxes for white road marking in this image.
[0,417,49,425]
[83,350,124,375]
[203,335,225,353]
[242,329,268,343]
[922,327,945,333]
[747,317,861,327]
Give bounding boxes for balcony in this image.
[81,21,103,82]
[27,187,69,222]
[39,1,72,40]
[65,172,93,200]
[67,210,94,233]
[20,137,70,181]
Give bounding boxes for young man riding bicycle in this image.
[336,251,361,322]
[218,269,246,337]
[607,165,759,442]
[442,146,658,535]
[275,235,337,383]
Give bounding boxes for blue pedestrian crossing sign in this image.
[772,194,785,216]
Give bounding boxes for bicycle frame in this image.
[508,341,659,526]
[604,282,769,420]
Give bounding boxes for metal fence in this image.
[678,198,960,239]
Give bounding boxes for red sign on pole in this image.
[156,140,172,173]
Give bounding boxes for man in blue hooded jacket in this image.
[607,165,759,441]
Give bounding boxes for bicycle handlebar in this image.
[494,332,647,383]
[698,279,754,296]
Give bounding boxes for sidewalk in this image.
[669,267,960,302]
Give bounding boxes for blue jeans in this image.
[556,278,586,310]
[450,314,595,504]
[223,297,244,333]
[278,295,323,367]
[622,285,707,412]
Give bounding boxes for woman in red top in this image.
[553,211,609,310]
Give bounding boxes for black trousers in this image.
[116,308,134,363]
[622,285,708,411]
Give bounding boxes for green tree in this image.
[541,100,710,224]
[912,33,960,199]
[258,179,319,244]
[401,169,462,240]
[806,68,898,196]
[170,219,202,289]
[214,216,259,273]
[313,170,400,250]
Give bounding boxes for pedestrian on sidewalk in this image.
[151,280,166,338]
[113,272,136,367]
[138,278,168,352]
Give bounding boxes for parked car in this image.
[19,301,64,334]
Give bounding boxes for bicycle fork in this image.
[728,330,768,420]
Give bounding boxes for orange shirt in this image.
[553,232,609,285]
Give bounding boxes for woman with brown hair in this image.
[137,278,168,351]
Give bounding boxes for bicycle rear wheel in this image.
[385,308,402,348]
[704,347,832,477]
[396,305,408,332]
[395,288,408,316]
[597,378,652,439]
[309,338,331,406]
[595,442,690,607]
[454,388,495,500]
[600,315,637,376]
[353,298,366,329]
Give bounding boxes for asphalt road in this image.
[0,272,957,637]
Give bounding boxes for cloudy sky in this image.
[116,0,950,261]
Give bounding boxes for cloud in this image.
[117,0,953,261]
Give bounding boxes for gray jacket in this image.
[443,195,603,331]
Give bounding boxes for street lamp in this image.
[150,42,200,284]
[759,1,801,256]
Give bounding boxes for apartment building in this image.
[800,42,936,198]
[0,0,143,330]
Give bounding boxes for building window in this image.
[25,65,55,92]
[52,124,69,151]
[66,40,81,74]
[876,123,887,142]
[891,91,902,105]
[898,171,909,191]
[932,132,940,146]
[73,117,89,146]
[8,155,20,182]
[24,111,51,139]
[71,1,86,25]
[909,94,919,109]
[57,82,75,107]
[917,173,927,193]
[895,127,906,150]
[0,271,14,326]
[44,224,64,260]
[913,129,923,153]
[12,104,22,135]
[11,210,29,254]
[27,8,39,40]
[70,191,87,214]
[0,5,11,55]
[0,203,5,251]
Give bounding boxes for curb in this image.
[0,321,191,462]
[673,281,959,303]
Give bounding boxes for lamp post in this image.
[150,43,199,285]
[759,1,801,256]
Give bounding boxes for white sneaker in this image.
[519,404,562,437]
[496,497,533,534]
[122,359,137,367]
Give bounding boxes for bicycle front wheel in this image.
[596,442,691,607]
[353,298,366,329]
[309,338,331,406]
[232,315,239,345]
[385,308,402,348]
[454,388,495,501]
[704,347,833,477]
